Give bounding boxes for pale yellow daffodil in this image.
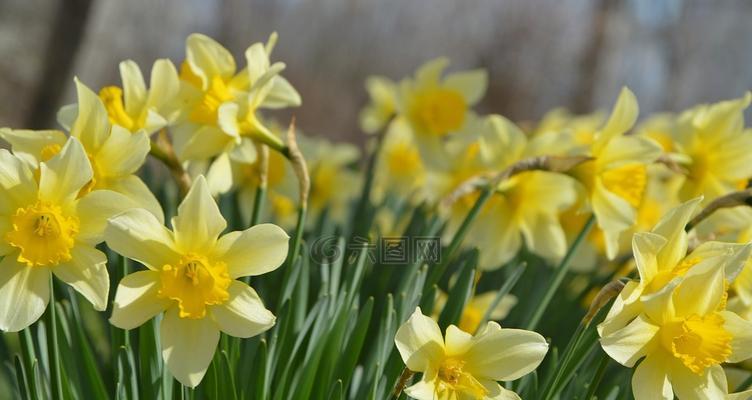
[359,75,398,134]
[106,176,289,387]
[172,32,300,162]
[568,87,663,259]
[372,118,428,205]
[0,137,137,331]
[0,79,164,222]
[600,256,752,399]
[395,307,547,400]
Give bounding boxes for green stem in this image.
[19,329,39,400]
[277,205,307,307]
[45,278,64,400]
[475,261,526,334]
[351,132,384,240]
[426,186,493,288]
[584,353,610,400]
[250,185,266,227]
[525,215,595,331]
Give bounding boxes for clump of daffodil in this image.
[434,291,517,334]
[359,75,398,134]
[395,307,547,400]
[0,138,137,331]
[0,79,163,222]
[397,58,487,166]
[599,197,751,337]
[171,32,300,162]
[599,252,752,399]
[567,87,663,259]
[59,60,180,135]
[443,115,578,269]
[106,176,289,387]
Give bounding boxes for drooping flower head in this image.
[106,175,289,387]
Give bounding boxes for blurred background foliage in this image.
[1,0,751,143]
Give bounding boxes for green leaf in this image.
[438,250,477,329]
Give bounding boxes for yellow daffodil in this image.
[600,255,752,399]
[106,176,289,387]
[359,75,398,134]
[0,79,164,222]
[444,115,578,270]
[0,138,137,331]
[434,291,517,334]
[397,58,487,166]
[599,198,751,338]
[395,307,547,400]
[172,33,300,162]
[372,118,428,205]
[673,93,752,202]
[568,87,663,259]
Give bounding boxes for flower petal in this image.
[119,60,147,115]
[394,307,445,372]
[403,374,439,400]
[670,363,727,400]
[0,149,37,214]
[39,137,93,205]
[105,208,178,270]
[52,245,109,311]
[598,280,643,337]
[110,270,169,330]
[70,78,111,152]
[186,33,236,85]
[631,352,673,400]
[161,307,219,388]
[591,178,635,259]
[443,325,473,357]
[0,255,50,332]
[105,175,165,224]
[443,69,488,105]
[146,59,180,111]
[0,128,67,166]
[600,314,658,367]
[93,126,150,177]
[210,281,275,338]
[172,176,226,254]
[652,197,702,270]
[214,223,289,278]
[464,322,548,381]
[480,379,522,400]
[721,310,752,363]
[598,135,662,171]
[632,232,667,283]
[673,258,725,318]
[76,189,144,245]
[593,87,638,153]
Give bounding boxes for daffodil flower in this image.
[172,33,300,162]
[600,255,752,399]
[397,58,487,167]
[0,137,138,331]
[359,75,398,134]
[599,198,752,337]
[434,291,517,334]
[106,176,289,387]
[0,79,164,222]
[395,307,547,400]
[568,87,663,259]
[372,118,427,205]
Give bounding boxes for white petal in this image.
[480,379,522,400]
[52,245,109,311]
[161,307,220,388]
[105,208,178,270]
[443,325,473,357]
[394,307,445,372]
[210,281,275,338]
[105,175,165,224]
[173,176,226,254]
[56,103,78,131]
[464,322,548,381]
[403,375,438,400]
[39,137,93,205]
[206,153,234,196]
[214,224,289,278]
[110,270,169,330]
[0,255,50,332]
[262,76,301,109]
[70,78,111,152]
[631,353,673,400]
[93,126,149,177]
[600,314,658,367]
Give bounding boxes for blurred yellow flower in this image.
[359,76,398,134]
[372,118,427,205]
[395,307,547,400]
[106,176,289,387]
[434,291,517,334]
[0,138,137,331]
